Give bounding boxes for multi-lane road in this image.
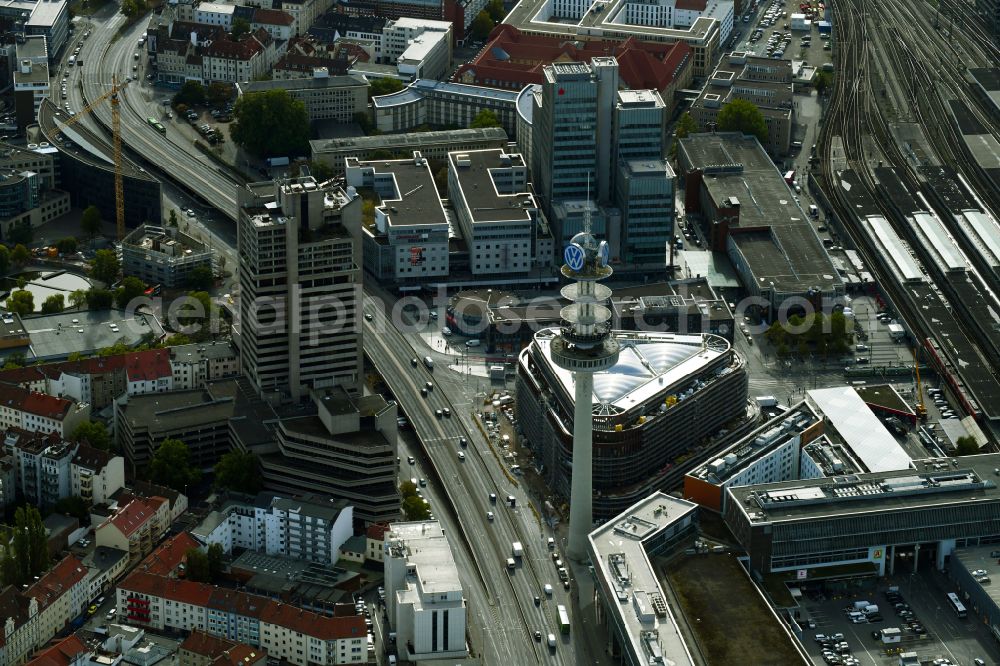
[363,293,602,665]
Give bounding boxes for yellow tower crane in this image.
[52,75,130,240]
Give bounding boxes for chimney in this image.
[19,59,30,74]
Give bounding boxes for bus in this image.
[556,604,570,634]
[947,592,967,618]
[147,117,166,134]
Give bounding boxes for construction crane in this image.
[52,75,131,240]
[913,346,928,421]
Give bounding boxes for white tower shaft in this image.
[567,372,594,561]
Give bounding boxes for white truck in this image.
[512,542,523,558]
[853,600,871,610]
[880,627,901,644]
[863,604,879,615]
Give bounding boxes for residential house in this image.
[201,29,276,84]
[25,555,92,646]
[251,8,296,41]
[7,430,76,508]
[179,630,266,666]
[71,444,126,506]
[365,523,389,563]
[169,342,240,390]
[0,384,89,437]
[95,497,170,564]
[25,634,90,666]
[85,546,130,600]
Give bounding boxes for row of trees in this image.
[400,481,431,520]
[0,507,49,587]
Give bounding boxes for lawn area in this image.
[662,554,801,666]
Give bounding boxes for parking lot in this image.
[800,571,1000,666]
[736,0,832,67]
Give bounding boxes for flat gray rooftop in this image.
[358,157,448,230]
[727,453,1000,524]
[240,74,367,93]
[449,150,534,224]
[312,127,508,155]
[22,310,165,361]
[386,521,461,595]
[118,389,234,431]
[680,132,841,295]
[588,492,697,666]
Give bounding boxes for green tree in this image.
[168,209,179,227]
[70,421,111,450]
[7,507,48,584]
[53,496,89,520]
[86,288,114,309]
[115,276,146,309]
[6,290,33,316]
[174,81,206,108]
[717,98,768,144]
[2,352,25,369]
[81,205,102,239]
[402,495,431,521]
[675,111,698,139]
[399,480,418,498]
[40,294,64,314]
[185,548,210,582]
[7,220,31,245]
[471,10,495,41]
[69,289,88,310]
[814,70,833,95]
[353,111,376,135]
[469,109,501,129]
[56,237,78,255]
[164,332,193,345]
[369,77,404,98]
[148,438,201,491]
[0,245,9,275]
[11,244,29,267]
[91,249,120,284]
[207,81,233,107]
[434,166,449,196]
[306,160,334,182]
[185,266,215,291]
[0,553,16,586]
[214,450,261,494]
[486,0,505,22]
[230,18,251,40]
[956,436,979,456]
[207,543,224,579]
[231,89,309,158]
[121,0,145,18]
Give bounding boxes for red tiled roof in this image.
[253,8,294,26]
[102,497,164,538]
[121,570,215,607]
[203,35,264,61]
[453,25,691,93]
[261,602,365,640]
[136,532,201,576]
[125,348,172,383]
[21,391,72,420]
[27,555,88,612]
[26,635,89,666]
[366,523,389,541]
[181,631,239,658]
[210,645,264,666]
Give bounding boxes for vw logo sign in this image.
[598,240,610,267]
[564,243,585,271]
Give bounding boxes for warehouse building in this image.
[677,132,843,318]
[516,329,749,517]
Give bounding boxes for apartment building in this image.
[179,631,267,666]
[251,8,297,41]
[234,176,363,402]
[169,342,241,389]
[6,429,75,508]
[194,2,235,29]
[96,497,171,564]
[690,52,794,155]
[201,29,276,84]
[191,493,353,565]
[236,72,368,123]
[118,566,368,665]
[26,555,92,649]
[72,444,126,507]
[0,383,89,437]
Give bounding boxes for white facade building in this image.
[447,149,552,275]
[194,2,235,29]
[192,494,354,566]
[384,521,467,661]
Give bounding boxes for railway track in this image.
[817,0,1000,430]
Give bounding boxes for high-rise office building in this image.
[235,174,363,402]
[532,58,675,271]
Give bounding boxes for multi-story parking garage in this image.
[516,328,749,517]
